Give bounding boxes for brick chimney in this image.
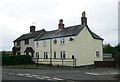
[58,19,64,29]
[30,25,36,33]
[81,11,87,25]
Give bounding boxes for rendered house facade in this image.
[34,12,104,66]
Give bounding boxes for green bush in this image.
[2,55,33,65]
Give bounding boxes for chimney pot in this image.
[81,11,87,25]
[30,25,36,33]
[58,19,64,29]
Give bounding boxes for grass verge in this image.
[2,64,95,69]
[114,74,120,80]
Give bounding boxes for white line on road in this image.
[15,73,64,81]
[32,75,40,77]
[24,73,31,76]
[42,76,50,79]
[17,74,25,76]
[47,79,53,80]
[36,77,45,79]
[52,77,64,80]
[85,72,119,75]
[26,76,33,78]
[85,73,100,75]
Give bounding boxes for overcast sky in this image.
[0,0,119,51]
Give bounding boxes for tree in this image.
[103,44,113,53]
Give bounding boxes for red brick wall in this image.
[94,61,116,68]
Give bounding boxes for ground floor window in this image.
[60,51,66,59]
[72,55,74,59]
[96,51,100,57]
[36,52,39,59]
[44,52,48,59]
[54,51,56,58]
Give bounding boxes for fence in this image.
[33,58,76,67]
[94,61,116,68]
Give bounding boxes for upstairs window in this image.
[60,38,65,44]
[43,40,46,47]
[36,41,39,47]
[17,41,21,46]
[25,39,29,45]
[96,51,100,57]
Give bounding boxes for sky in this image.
[0,0,119,51]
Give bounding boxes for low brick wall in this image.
[94,61,116,68]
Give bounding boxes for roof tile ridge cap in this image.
[65,24,81,28]
[35,29,46,32]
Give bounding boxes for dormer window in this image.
[25,39,29,45]
[60,38,65,44]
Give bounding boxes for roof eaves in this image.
[35,34,77,41]
[86,25,104,40]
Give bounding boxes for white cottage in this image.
[34,12,104,66]
[13,26,45,56]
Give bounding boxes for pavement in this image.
[2,68,120,82]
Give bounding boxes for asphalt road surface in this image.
[2,67,119,82]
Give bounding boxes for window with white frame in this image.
[60,51,66,59]
[36,41,39,47]
[96,51,100,57]
[44,52,48,59]
[43,40,46,47]
[24,39,29,45]
[60,38,65,44]
[17,41,21,46]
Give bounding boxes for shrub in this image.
[2,55,33,65]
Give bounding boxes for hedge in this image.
[2,55,33,65]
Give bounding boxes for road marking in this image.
[85,72,119,75]
[52,77,64,80]
[14,73,64,81]
[43,76,50,79]
[32,75,40,77]
[24,73,31,76]
[36,77,45,79]
[47,79,53,80]
[17,74,25,76]
[85,73,100,75]
[26,76,33,78]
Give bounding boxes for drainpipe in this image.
[50,39,52,65]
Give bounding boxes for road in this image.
[2,67,119,82]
